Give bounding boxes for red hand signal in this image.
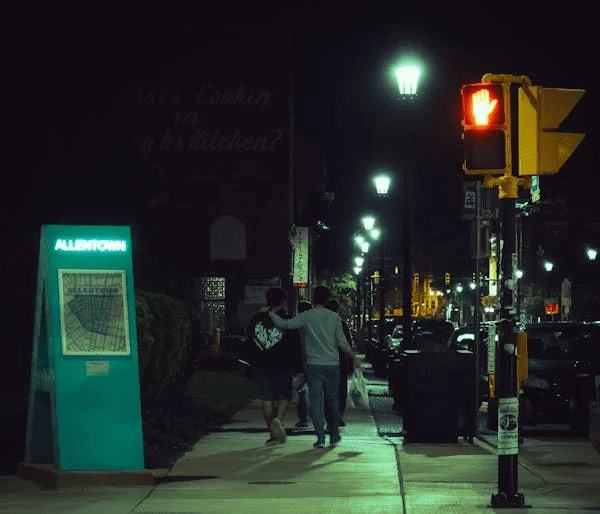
[472,89,498,126]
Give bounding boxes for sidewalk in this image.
[2,375,600,513]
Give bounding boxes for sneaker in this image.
[313,442,326,449]
[330,435,341,448]
[265,437,279,446]
[295,420,309,428]
[271,418,287,443]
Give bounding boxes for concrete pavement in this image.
[2,366,600,513]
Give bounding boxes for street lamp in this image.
[391,60,423,347]
[394,64,422,97]
[360,239,372,339]
[586,247,598,261]
[543,260,556,321]
[362,215,376,231]
[456,284,464,325]
[374,175,391,196]
[371,176,391,353]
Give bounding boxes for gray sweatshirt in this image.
[269,305,352,366]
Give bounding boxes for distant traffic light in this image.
[445,272,450,285]
[461,83,510,174]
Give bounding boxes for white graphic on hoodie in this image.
[254,321,285,351]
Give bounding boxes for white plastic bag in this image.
[292,373,308,406]
[348,369,369,409]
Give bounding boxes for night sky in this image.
[5,5,594,339]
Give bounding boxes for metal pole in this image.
[363,270,367,330]
[402,169,412,344]
[367,254,373,344]
[379,239,386,352]
[474,181,481,439]
[490,81,526,509]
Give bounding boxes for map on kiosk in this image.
[58,270,131,356]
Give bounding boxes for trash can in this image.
[402,350,474,442]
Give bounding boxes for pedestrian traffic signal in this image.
[518,86,585,175]
[461,82,511,175]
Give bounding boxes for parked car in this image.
[365,317,402,377]
[521,322,598,436]
[386,324,404,358]
[387,318,454,361]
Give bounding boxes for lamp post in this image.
[354,256,364,329]
[515,269,524,327]
[372,176,390,353]
[355,236,371,340]
[456,283,464,325]
[543,260,556,321]
[393,63,421,345]
[353,263,363,331]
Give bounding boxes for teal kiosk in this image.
[19,225,151,487]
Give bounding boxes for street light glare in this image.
[394,65,421,96]
[360,242,370,253]
[544,261,554,272]
[374,175,391,196]
[362,216,376,231]
[587,248,598,261]
[370,228,381,240]
[355,256,364,267]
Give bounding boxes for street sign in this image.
[530,175,540,203]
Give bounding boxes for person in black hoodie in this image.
[247,287,302,445]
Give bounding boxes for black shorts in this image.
[253,368,293,402]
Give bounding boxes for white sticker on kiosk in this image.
[497,397,519,455]
[86,361,109,376]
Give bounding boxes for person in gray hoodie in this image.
[269,286,362,448]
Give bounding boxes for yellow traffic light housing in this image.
[518,86,585,175]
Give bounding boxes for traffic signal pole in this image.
[462,72,585,510]
[487,76,528,508]
[494,181,523,506]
